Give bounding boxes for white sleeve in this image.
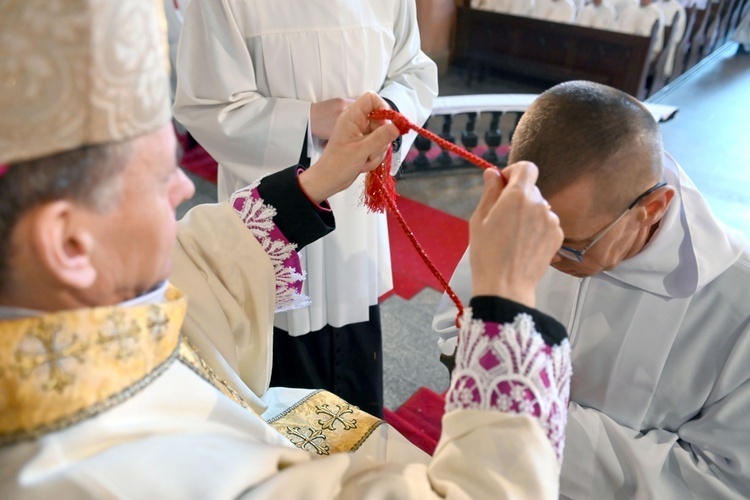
[377,0,438,169]
[432,246,473,354]
[173,0,310,181]
[561,383,750,499]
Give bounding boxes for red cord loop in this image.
[365,108,509,328]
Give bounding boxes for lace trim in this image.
[445,309,571,468]
[229,181,310,312]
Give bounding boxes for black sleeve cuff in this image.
[298,126,311,168]
[469,296,568,347]
[256,165,335,249]
[382,97,403,153]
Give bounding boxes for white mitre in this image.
[0,0,171,165]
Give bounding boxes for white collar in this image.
[0,281,169,320]
[604,153,746,298]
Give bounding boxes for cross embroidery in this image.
[98,311,140,361]
[316,403,357,431]
[147,305,169,341]
[286,426,330,455]
[13,321,88,393]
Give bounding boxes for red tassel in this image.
[364,146,397,213]
[365,108,410,213]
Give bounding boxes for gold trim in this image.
[267,390,383,455]
[0,286,187,445]
[178,338,253,412]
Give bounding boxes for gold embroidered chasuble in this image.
[0,287,188,445]
[0,200,560,498]
[0,285,381,453]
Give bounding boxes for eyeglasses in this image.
[557,181,668,263]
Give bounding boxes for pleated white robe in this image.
[576,2,618,30]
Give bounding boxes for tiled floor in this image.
[178,43,750,409]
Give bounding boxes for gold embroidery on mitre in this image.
[0,0,172,165]
[0,286,187,445]
[267,390,383,455]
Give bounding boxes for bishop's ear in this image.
[639,185,676,227]
[30,200,98,290]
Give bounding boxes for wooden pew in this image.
[452,6,655,99]
[717,0,740,45]
[648,15,681,97]
[670,6,698,80]
[726,0,749,42]
[704,0,731,57]
[686,1,720,69]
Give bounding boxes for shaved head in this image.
[509,81,663,214]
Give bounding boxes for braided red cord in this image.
[369,108,506,180]
[367,108,506,328]
[368,171,465,323]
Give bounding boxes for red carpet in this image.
[384,195,468,300]
[178,136,218,184]
[383,387,446,455]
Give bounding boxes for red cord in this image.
[366,108,506,328]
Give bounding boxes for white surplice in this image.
[532,0,577,23]
[576,1,618,29]
[433,155,750,498]
[482,0,537,16]
[617,2,666,60]
[173,0,438,335]
[612,0,639,16]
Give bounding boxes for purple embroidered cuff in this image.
[229,182,310,312]
[445,308,571,468]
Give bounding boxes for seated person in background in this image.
[532,0,577,22]
[612,0,638,17]
[434,81,750,499]
[0,0,571,497]
[618,0,666,61]
[479,0,537,17]
[656,0,687,75]
[576,0,618,29]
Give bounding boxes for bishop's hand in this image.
[299,92,399,204]
[469,162,563,308]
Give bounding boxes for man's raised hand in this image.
[469,162,563,307]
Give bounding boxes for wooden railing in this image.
[400,94,678,175]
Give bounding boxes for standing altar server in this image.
[173,0,438,416]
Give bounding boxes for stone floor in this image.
[179,42,750,409]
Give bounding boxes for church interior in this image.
[4,0,750,495]
[177,0,750,411]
